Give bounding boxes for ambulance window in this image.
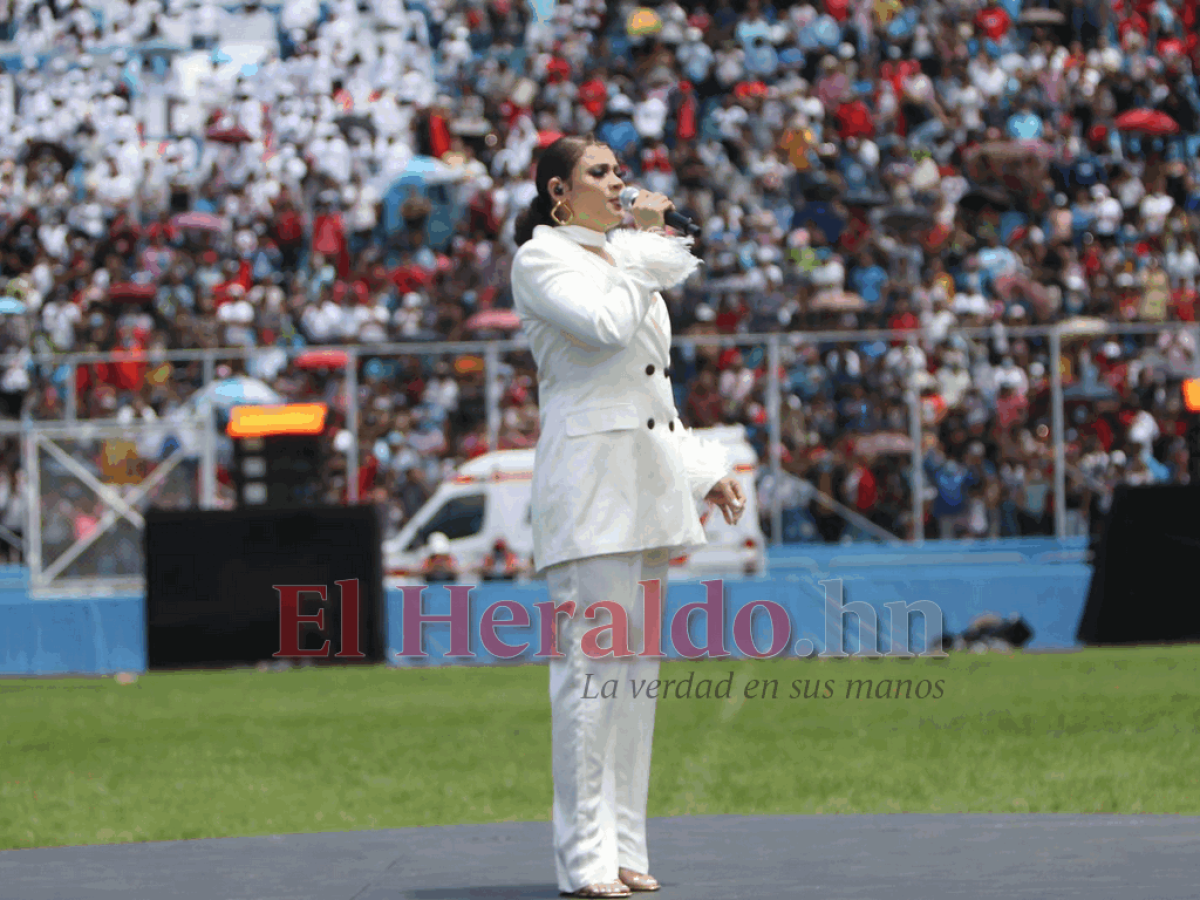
[407,493,486,551]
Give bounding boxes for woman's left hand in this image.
[705,475,746,525]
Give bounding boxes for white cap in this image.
[427,532,451,554]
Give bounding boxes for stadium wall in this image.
[0,539,1090,675]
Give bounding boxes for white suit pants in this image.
[546,547,669,893]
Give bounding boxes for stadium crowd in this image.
[0,0,1199,561]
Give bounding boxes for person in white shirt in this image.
[1091,184,1122,236]
[41,294,81,351]
[632,90,668,141]
[1139,180,1175,235]
[218,286,257,347]
[969,52,1007,101]
[1166,238,1200,288]
[994,356,1029,396]
[922,295,957,346]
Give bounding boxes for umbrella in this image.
[879,205,933,232]
[853,432,913,456]
[627,7,662,36]
[294,349,350,369]
[454,355,485,375]
[450,116,491,137]
[842,190,890,207]
[20,139,75,170]
[171,211,227,233]
[809,290,866,311]
[335,114,376,141]
[136,38,186,54]
[396,155,461,186]
[205,123,253,143]
[465,308,522,331]
[1115,109,1180,136]
[108,283,157,303]
[192,376,283,409]
[1059,316,1110,337]
[965,139,1054,165]
[395,328,444,342]
[1018,8,1065,24]
[993,274,1052,318]
[960,186,1020,212]
[1064,383,1119,400]
[0,298,26,315]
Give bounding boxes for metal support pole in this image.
[200,405,216,509]
[766,336,783,546]
[485,341,500,452]
[347,349,359,504]
[905,334,925,544]
[23,424,40,585]
[65,364,77,421]
[1050,326,1067,538]
[201,351,216,506]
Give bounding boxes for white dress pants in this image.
[546,546,669,893]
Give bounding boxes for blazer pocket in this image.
[564,403,641,437]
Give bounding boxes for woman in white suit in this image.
[509,136,746,899]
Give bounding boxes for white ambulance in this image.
[383,425,766,583]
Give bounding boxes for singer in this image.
[510,135,745,898]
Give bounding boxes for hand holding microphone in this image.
[619,187,701,236]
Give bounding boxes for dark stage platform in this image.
[2,814,1198,899]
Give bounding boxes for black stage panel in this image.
[144,505,386,669]
[1078,484,1200,645]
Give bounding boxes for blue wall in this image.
[0,540,1092,675]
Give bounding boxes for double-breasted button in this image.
[645,364,655,375]
[647,418,655,429]
[669,420,675,431]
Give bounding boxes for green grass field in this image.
[3,646,1199,851]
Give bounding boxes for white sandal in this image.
[560,880,633,898]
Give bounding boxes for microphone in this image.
[619,186,701,237]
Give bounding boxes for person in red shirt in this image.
[577,70,608,121]
[545,52,571,84]
[312,203,350,278]
[1171,287,1198,322]
[685,367,725,427]
[844,451,878,517]
[825,0,851,21]
[888,296,920,342]
[836,98,875,141]
[975,0,1011,42]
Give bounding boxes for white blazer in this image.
[510,223,731,573]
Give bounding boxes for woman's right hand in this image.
[629,190,674,231]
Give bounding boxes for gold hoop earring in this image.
[551,200,572,226]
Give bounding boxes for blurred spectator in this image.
[480,537,521,581]
[420,532,459,583]
[0,0,1195,549]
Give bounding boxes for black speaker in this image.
[144,505,386,669]
[231,434,326,507]
[1186,415,1200,483]
[1077,484,1200,645]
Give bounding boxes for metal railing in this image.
[4,319,1196,544]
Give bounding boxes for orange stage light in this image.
[227,403,327,438]
[1184,379,1200,412]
